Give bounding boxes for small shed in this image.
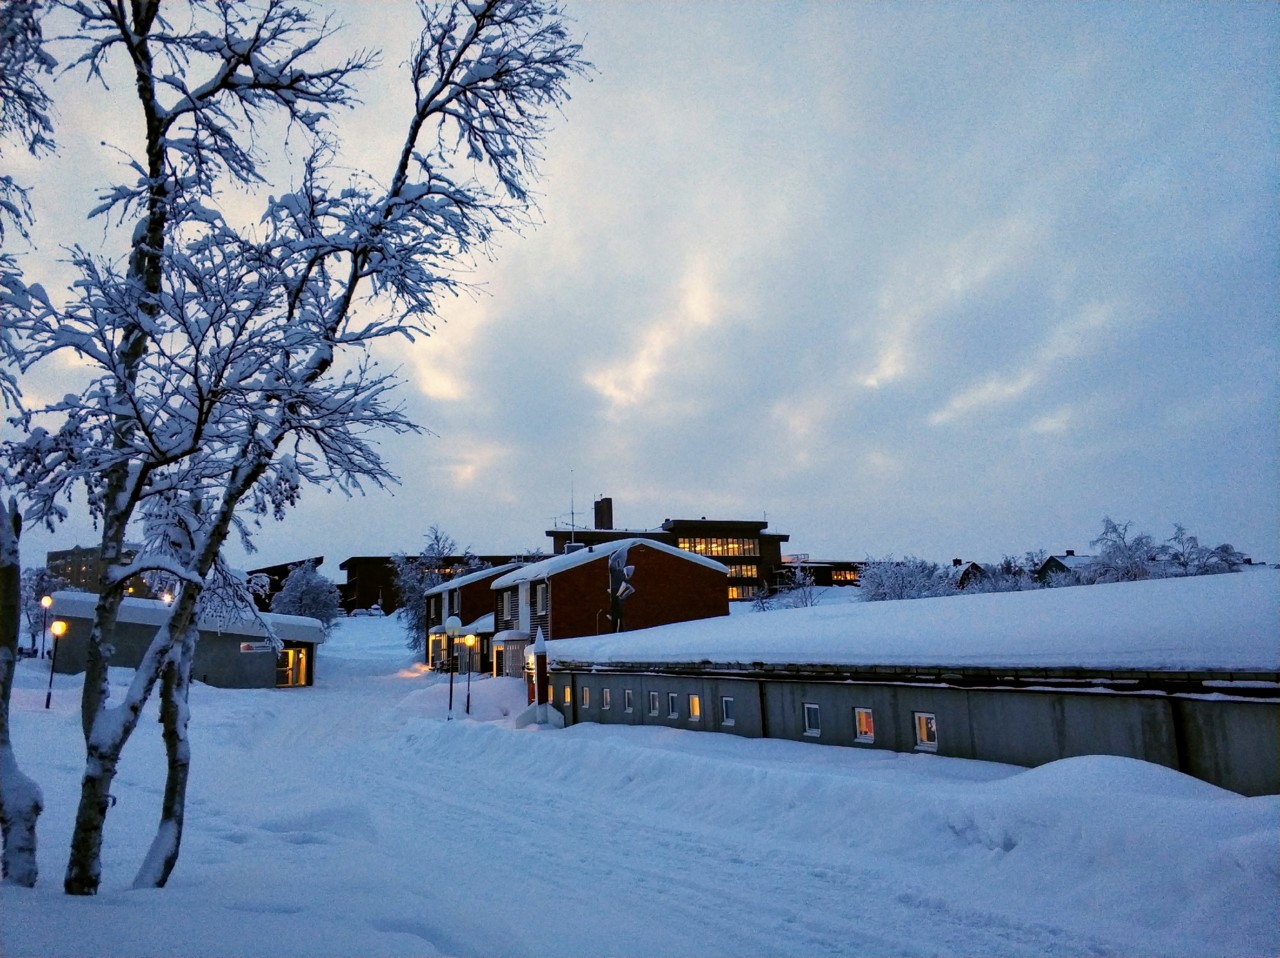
[49,591,325,689]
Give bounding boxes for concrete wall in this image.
[53,616,309,689]
[552,670,1278,796]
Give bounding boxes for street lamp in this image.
[464,633,476,715]
[39,595,52,657]
[444,615,461,721]
[44,619,66,709]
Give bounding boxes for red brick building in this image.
[490,539,729,641]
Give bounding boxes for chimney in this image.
[1065,549,1075,557]
[594,497,613,531]
[952,558,962,567]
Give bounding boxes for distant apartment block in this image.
[46,544,154,598]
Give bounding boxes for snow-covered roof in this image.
[491,538,729,588]
[549,571,1279,672]
[50,591,326,644]
[492,629,530,647]
[428,612,496,636]
[1043,553,1096,570]
[424,563,523,597]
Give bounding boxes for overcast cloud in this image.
[12,1,1279,575]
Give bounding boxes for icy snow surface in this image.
[2,596,1277,957]
[552,570,1280,671]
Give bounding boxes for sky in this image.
[9,1,1279,580]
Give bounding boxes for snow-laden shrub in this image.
[270,562,341,632]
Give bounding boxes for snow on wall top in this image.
[50,591,326,644]
[491,538,729,588]
[424,562,523,597]
[549,571,1280,672]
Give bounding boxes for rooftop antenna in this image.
[570,468,575,545]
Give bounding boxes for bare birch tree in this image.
[4,0,585,894]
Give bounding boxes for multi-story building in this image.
[546,497,790,601]
[46,544,154,598]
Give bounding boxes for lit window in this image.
[624,689,634,713]
[648,691,659,716]
[563,685,572,706]
[667,692,678,719]
[688,694,701,721]
[581,687,590,709]
[914,711,938,751]
[803,703,821,737]
[720,696,735,727]
[855,707,875,744]
[601,688,611,710]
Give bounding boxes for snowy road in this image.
[3,617,1276,957]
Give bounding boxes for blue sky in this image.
[13,1,1279,574]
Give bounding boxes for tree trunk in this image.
[64,599,195,894]
[133,622,196,889]
[0,497,43,887]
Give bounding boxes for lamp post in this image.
[464,634,476,715]
[444,615,461,721]
[44,619,66,709]
[39,595,52,657]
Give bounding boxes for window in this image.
[720,696,735,727]
[914,711,938,751]
[667,692,679,719]
[688,694,701,721]
[624,689,634,713]
[833,569,859,583]
[854,707,875,744]
[563,685,571,706]
[677,537,760,557]
[803,703,821,737]
[648,691,659,716]
[725,563,759,579]
[535,582,548,614]
[602,688,611,710]
[502,591,515,621]
[580,687,590,709]
[727,585,758,601]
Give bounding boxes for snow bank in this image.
[2,613,1274,958]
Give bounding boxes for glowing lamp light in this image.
[40,595,53,610]
[44,620,68,710]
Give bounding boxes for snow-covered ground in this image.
[2,606,1277,957]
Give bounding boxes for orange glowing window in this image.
[688,694,701,721]
[855,707,875,744]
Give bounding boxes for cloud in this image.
[928,300,1123,426]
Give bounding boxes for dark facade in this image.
[549,661,1280,797]
[547,498,790,600]
[337,553,523,614]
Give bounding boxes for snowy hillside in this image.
[2,611,1276,957]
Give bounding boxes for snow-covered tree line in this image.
[858,518,1248,602]
[0,0,585,894]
